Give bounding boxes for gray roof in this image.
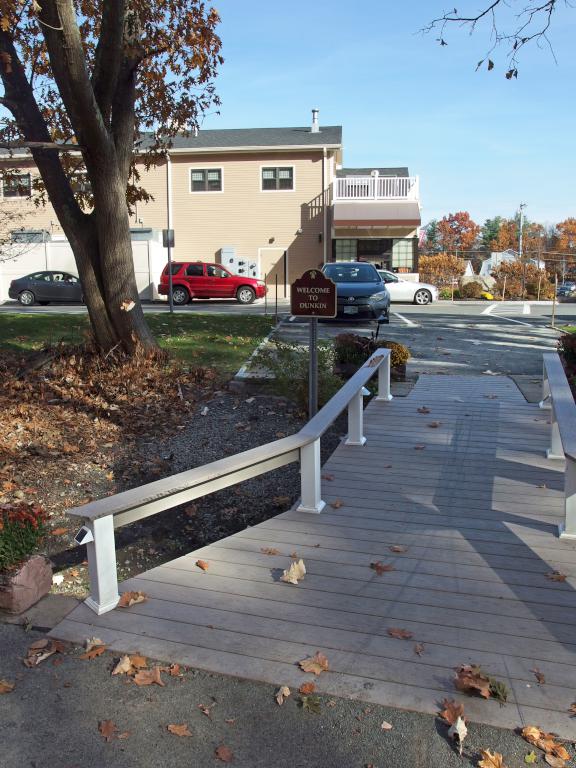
[143,126,342,150]
[337,167,409,177]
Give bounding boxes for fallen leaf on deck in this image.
[0,679,14,694]
[439,698,466,726]
[524,752,537,764]
[387,627,413,640]
[414,643,425,656]
[280,558,306,585]
[118,591,148,607]
[370,561,395,575]
[414,445,426,450]
[448,716,468,756]
[215,745,234,762]
[531,667,545,685]
[389,545,407,553]
[299,682,316,695]
[321,473,335,481]
[195,560,209,572]
[167,723,192,737]
[381,721,393,731]
[546,571,567,582]
[98,720,118,742]
[427,422,441,428]
[133,666,165,687]
[275,686,291,705]
[330,499,343,509]
[298,651,329,676]
[417,407,430,414]
[569,702,576,716]
[478,749,507,767]
[260,547,280,556]
[454,665,491,699]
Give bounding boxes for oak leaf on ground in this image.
[387,627,413,640]
[280,558,306,585]
[0,679,14,694]
[79,644,106,660]
[299,682,316,695]
[198,702,216,717]
[370,561,395,575]
[298,651,329,676]
[439,698,466,726]
[448,716,467,756]
[478,749,508,768]
[98,720,118,742]
[167,723,192,737]
[275,686,291,705]
[24,638,66,667]
[112,655,133,675]
[118,591,148,607]
[132,666,165,687]
[520,725,571,760]
[215,745,234,762]
[381,721,393,730]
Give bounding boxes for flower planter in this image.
[391,363,406,382]
[0,555,52,614]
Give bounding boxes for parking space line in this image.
[391,312,418,327]
[481,303,497,315]
[493,314,532,327]
[523,303,531,315]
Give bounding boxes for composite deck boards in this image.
[51,374,576,738]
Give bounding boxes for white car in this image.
[377,270,438,305]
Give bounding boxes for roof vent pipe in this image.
[311,108,320,133]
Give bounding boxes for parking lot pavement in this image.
[275,302,576,378]
[0,298,291,316]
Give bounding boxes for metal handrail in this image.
[541,352,576,538]
[69,348,393,614]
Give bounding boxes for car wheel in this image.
[18,290,35,306]
[171,286,190,305]
[237,286,256,304]
[414,289,432,305]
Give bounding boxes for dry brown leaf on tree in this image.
[389,545,408,553]
[298,651,329,676]
[545,571,567,582]
[439,698,466,726]
[454,665,491,699]
[280,558,306,585]
[387,628,413,640]
[215,745,234,762]
[260,547,280,556]
[118,591,148,607]
[370,561,395,575]
[167,723,192,737]
[478,749,508,768]
[132,666,165,687]
[275,686,291,705]
[448,716,468,757]
[98,720,118,742]
[299,682,316,695]
[0,679,14,694]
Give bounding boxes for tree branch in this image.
[91,0,127,124]
[0,140,83,151]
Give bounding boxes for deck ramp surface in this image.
[52,375,576,737]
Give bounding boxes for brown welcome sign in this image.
[290,269,337,318]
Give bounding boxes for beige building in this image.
[0,111,421,294]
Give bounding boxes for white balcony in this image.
[333,175,419,201]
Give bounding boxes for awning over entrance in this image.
[333,200,421,228]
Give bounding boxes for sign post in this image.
[162,229,175,313]
[290,269,337,418]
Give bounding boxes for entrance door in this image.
[357,239,393,270]
[259,248,287,297]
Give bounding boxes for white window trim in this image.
[188,166,224,194]
[1,172,32,201]
[259,164,296,193]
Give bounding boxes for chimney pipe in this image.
[311,108,320,133]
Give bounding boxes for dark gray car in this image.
[322,262,390,322]
[8,271,83,306]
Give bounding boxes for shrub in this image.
[418,253,466,289]
[558,333,576,373]
[250,340,342,411]
[0,504,47,572]
[459,281,484,299]
[334,333,410,371]
[373,340,411,368]
[491,261,553,300]
[439,287,460,300]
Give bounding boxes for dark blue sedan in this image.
[322,262,390,322]
[8,271,83,306]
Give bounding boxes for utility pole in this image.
[519,203,527,298]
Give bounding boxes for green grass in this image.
[0,313,275,376]
[561,326,576,334]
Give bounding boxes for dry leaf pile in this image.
[23,637,67,667]
[298,651,329,676]
[520,726,571,765]
[454,665,509,703]
[118,591,148,608]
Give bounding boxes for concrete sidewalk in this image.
[0,622,564,768]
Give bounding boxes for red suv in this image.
[158,262,267,305]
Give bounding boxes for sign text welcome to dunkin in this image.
[290,269,337,318]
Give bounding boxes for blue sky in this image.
[203,0,575,227]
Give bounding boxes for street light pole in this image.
[519,203,526,298]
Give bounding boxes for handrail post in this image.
[559,456,576,539]
[539,360,551,409]
[376,353,393,402]
[547,402,564,460]
[84,516,120,615]
[345,389,366,446]
[296,439,325,514]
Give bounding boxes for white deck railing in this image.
[333,175,419,201]
[540,352,576,539]
[68,349,393,614]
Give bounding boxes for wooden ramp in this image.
[52,375,576,738]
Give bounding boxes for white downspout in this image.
[322,147,327,264]
[166,153,173,236]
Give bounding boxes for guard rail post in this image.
[296,439,325,514]
[84,516,120,615]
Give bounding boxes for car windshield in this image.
[324,264,379,283]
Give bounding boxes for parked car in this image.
[377,270,438,305]
[8,271,83,306]
[158,262,267,305]
[557,281,576,298]
[322,262,390,322]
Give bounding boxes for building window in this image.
[335,239,357,260]
[392,239,415,271]
[262,167,294,191]
[3,173,31,198]
[190,168,222,192]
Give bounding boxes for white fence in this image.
[334,175,419,201]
